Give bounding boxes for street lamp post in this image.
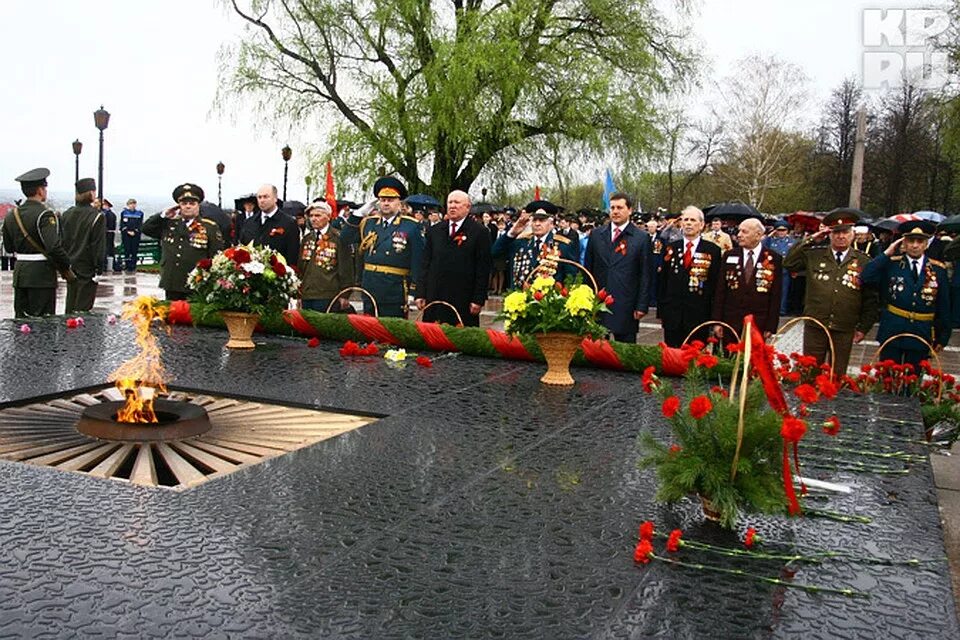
[281,145,292,201]
[216,162,225,208]
[481,187,488,203]
[305,175,313,203]
[72,139,82,185]
[93,106,110,210]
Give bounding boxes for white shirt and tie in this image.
[833,249,849,264]
[742,246,760,283]
[261,207,278,226]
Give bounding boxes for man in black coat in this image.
[583,192,652,343]
[657,205,722,347]
[238,184,300,267]
[415,190,492,326]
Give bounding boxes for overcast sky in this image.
[0,0,943,205]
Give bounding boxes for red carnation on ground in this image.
[744,527,759,548]
[416,355,432,368]
[793,384,819,404]
[66,318,79,329]
[638,520,654,541]
[307,337,320,348]
[666,529,683,553]
[781,415,807,443]
[662,396,680,418]
[822,415,841,436]
[815,373,839,399]
[633,538,654,564]
[196,258,212,270]
[339,340,361,356]
[641,366,657,393]
[360,342,379,355]
[689,395,713,419]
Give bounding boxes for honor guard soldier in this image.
[861,221,952,367]
[61,177,106,313]
[491,200,579,290]
[119,198,145,272]
[142,183,224,300]
[783,208,879,376]
[1,168,75,316]
[339,176,424,317]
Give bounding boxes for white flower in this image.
[384,348,408,362]
[242,261,265,274]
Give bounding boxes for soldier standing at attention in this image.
[783,208,879,376]
[297,201,353,312]
[142,183,224,300]
[861,221,951,367]
[119,198,144,272]
[1,168,75,317]
[339,176,424,317]
[61,177,105,313]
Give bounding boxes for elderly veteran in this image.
[862,220,952,367]
[297,201,354,312]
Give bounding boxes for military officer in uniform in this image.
[339,176,424,317]
[119,199,144,272]
[142,183,224,300]
[861,221,952,367]
[61,177,106,313]
[491,200,579,290]
[1,168,75,316]
[783,208,879,376]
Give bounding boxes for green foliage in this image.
[498,274,609,336]
[639,374,786,529]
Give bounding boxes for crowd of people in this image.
[3,167,958,374]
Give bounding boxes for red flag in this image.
[324,160,337,213]
[534,185,541,200]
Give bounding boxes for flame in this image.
[108,296,169,423]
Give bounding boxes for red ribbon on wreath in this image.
[415,321,458,352]
[659,342,698,376]
[486,329,535,360]
[348,314,400,345]
[580,337,624,370]
[167,300,193,325]
[282,309,320,337]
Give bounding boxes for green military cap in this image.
[172,183,205,202]
[897,220,936,239]
[373,176,408,200]
[15,167,50,186]
[823,207,862,230]
[76,178,96,194]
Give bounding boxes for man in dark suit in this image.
[656,205,722,347]
[239,184,300,267]
[491,200,579,290]
[583,192,652,343]
[713,218,782,344]
[415,190,492,326]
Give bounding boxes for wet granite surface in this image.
[0,316,957,638]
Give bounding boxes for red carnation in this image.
[641,366,657,393]
[66,318,79,329]
[797,403,809,417]
[307,337,320,348]
[793,384,819,404]
[233,248,251,264]
[710,385,729,398]
[416,355,433,368]
[689,395,713,419]
[224,247,236,259]
[725,341,745,353]
[533,291,544,301]
[633,538,654,564]
[669,444,681,454]
[815,373,839,399]
[822,415,841,436]
[560,287,568,297]
[339,340,361,357]
[604,295,614,306]
[361,342,379,355]
[597,288,607,299]
[662,396,680,418]
[696,354,718,369]
[196,258,212,270]
[744,527,759,548]
[666,529,683,553]
[795,354,818,368]
[781,415,807,443]
[272,261,287,277]
[638,520,654,541]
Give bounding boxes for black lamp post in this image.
[216,161,225,208]
[93,106,110,209]
[71,139,82,184]
[305,175,313,203]
[281,145,292,201]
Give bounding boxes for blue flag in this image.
[602,169,616,212]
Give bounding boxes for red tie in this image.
[683,241,693,269]
[450,222,457,238]
[612,227,621,244]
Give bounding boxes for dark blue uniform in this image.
[491,230,580,290]
[340,213,424,317]
[119,208,144,271]
[862,253,952,366]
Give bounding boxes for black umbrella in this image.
[405,193,440,211]
[938,214,960,234]
[233,193,256,211]
[281,200,306,216]
[336,199,359,210]
[470,202,500,215]
[703,201,763,221]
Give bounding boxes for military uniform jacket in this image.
[584,223,652,335]
[783,241,879,333]
[340,213,425,303]
[238,212,301,267]
[1,200,71,288]
[417,217,493,319]
[656,237,722,332]
[61,204,106,279]
[712,247,782,335]
[297,227,353,301]
[491,229,579,289]
[143,214,224,293]
[861,253,952,348]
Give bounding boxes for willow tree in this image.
[222,0,692,196]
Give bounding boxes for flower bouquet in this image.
[187,244,300,348]
[498,275,611,385]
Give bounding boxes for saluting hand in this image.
[510,212,530,237]
[884,237,903,257]
[163,205,180,219]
